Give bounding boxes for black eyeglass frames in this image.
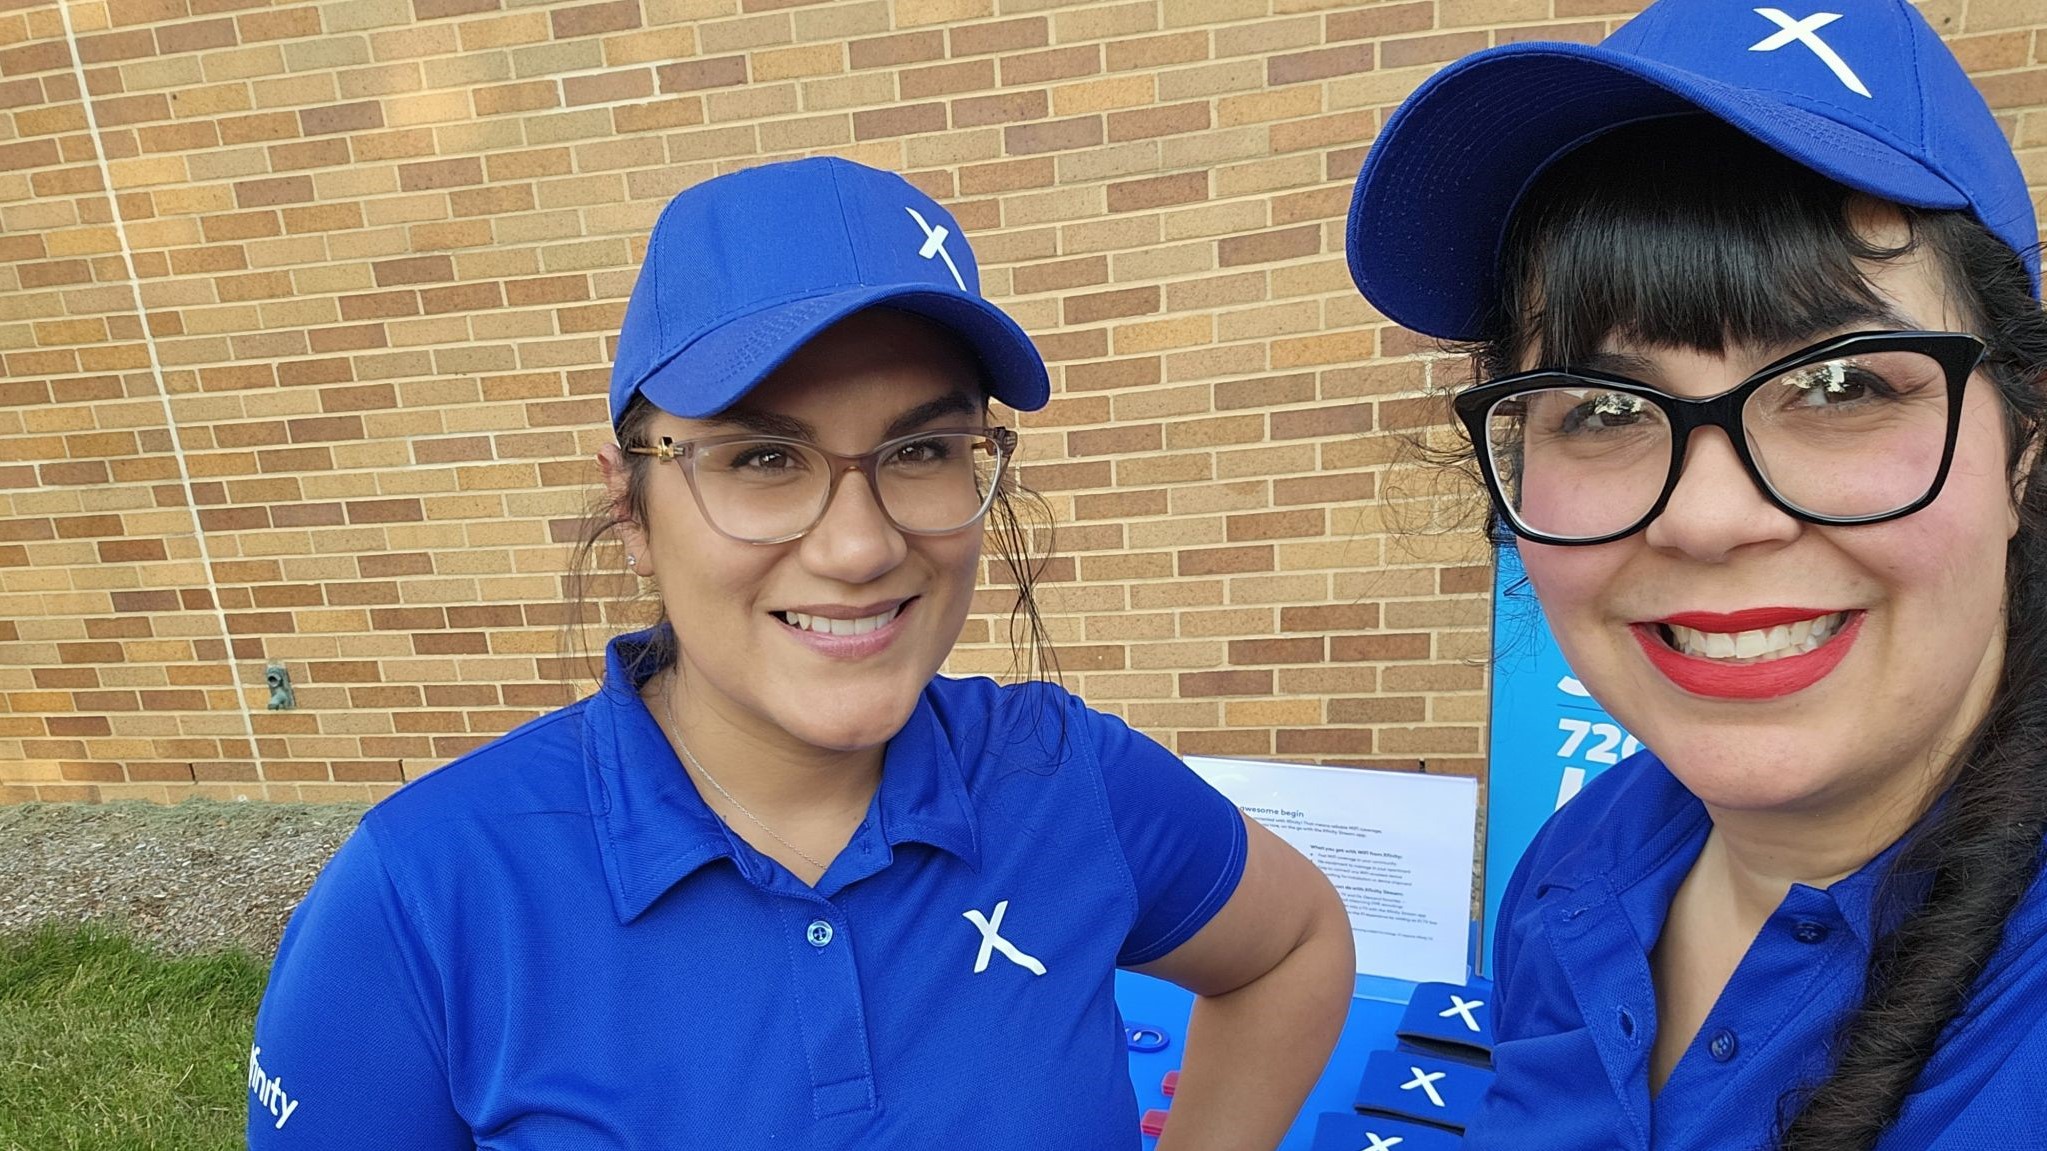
[1453,330,1987,546]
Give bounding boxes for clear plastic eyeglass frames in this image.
[624,426,1017,544]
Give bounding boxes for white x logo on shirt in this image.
[962,900,1046,976]
[1402,1067,1447,1109]
[1438,994,1486,1033]
[1363,1133,1405,1151]
[1749,8,1871,97]
[905,206,967,290]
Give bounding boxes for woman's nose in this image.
[797,467,909,583]
[1640,427,1802,561]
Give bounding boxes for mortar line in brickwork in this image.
[55,0,266,781]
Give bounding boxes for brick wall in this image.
[1,0,2043,802]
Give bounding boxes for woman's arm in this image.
[248,822,472,1148]
[1133,813,1354,1151]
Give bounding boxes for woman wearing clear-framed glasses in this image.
[246,156,1354,1150]
[1347,0,2047,1148]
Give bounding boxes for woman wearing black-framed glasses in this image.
[1345,0,2047,1147]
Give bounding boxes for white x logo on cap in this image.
[963,900,1046,976]
[1364,1133,1405,1151]
[1438,994,1486,1033]
[1749,9,1871,98]
[905,206,967,290]
[1402,1067,1447,1109]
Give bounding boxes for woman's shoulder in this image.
[309,695,615,937]
[921,673,1065,732]
[360,695,599,841]
[922,671,1072,715]
[921,674,1142,771]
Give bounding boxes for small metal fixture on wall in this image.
[265,664,295,711]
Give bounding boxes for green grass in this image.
[0,925,265,1151]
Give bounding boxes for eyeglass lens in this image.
[1485,349,1954,541]
[689,433,1002,541]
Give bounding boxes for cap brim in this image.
[627,285,1050,421]
[1346,42,1969,342]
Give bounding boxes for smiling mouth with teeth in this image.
[1658,612,1850,663]
[773,603,906,637]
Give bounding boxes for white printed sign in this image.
[1186,756,1479,985]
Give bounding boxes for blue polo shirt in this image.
[1471,751,2047,1150]
[248,627,1248,1148]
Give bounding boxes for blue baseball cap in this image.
[1346,0,2042,341]
[609,157,1050,426]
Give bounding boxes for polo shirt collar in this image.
[1535,752,1925,948]
[586,627,980,924]
[865,675,976,867]
[1530,752,1707,907]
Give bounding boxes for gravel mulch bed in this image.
[0,800,367,959]
[0,796,1488,958]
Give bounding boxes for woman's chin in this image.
[1678,775,1829,816]
[772,697,923,755]
[1656,745,1860,817]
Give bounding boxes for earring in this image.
[626,554,639,572]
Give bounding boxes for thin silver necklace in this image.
[654,669,830,874]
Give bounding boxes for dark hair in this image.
[558,330,1060,693]
[1481,117,2047,1151]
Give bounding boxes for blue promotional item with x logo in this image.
[1395,979,1495,1064]
[1353,1050,1492,1131]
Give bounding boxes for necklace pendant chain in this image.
[656,670,832,875]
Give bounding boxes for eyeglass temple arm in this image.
[620,439,681,461]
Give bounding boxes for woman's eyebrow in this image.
[1860,303,1923,331]
[1571,308,1930,379]
[699,390,980,442]
[882,391,980,438]
[701,409,815,438]
[1572,350,1660,377]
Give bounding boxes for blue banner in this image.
[1480,545,1638,973]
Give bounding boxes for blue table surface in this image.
[1117,968,1420,1150]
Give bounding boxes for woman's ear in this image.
[597,443,654,577]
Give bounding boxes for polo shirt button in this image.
[1793,921,1829,944]
[1708,1029,1738,1062]
[805,920,834,948]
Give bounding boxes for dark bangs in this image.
[1488,116,1915,375]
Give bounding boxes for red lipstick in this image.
[1658,607,1838,631]
[1632,609,1863,700]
